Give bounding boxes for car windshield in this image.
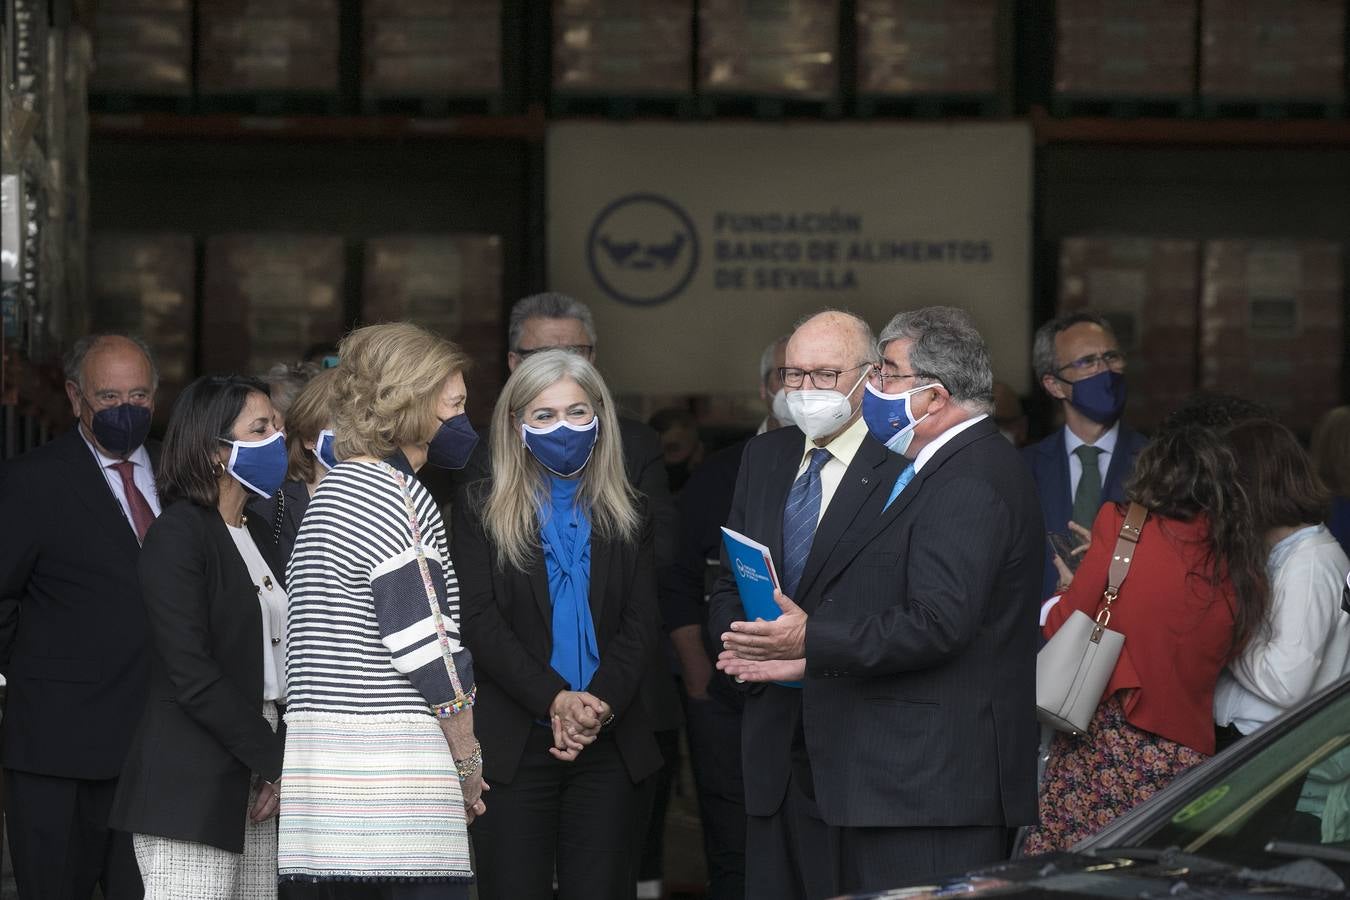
[1127,689,1350,877]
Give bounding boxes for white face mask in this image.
[770,388,793,426]
[785,368,869,441]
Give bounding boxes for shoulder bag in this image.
[1036,502,1147,735]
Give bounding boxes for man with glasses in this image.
[1024,312,1149,599]
[0,334,160,899]
[707,310,905,899]
[718,307,1042,896]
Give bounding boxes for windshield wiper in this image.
[1264,840,1350,865]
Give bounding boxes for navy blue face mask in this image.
[426,414,479,470]
[313,429,338,470]
[86,401,152,458]
[222,430,288,498]
[521,417,599,478]
[1066,370,1127,425]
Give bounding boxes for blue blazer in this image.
[1021,422,1149,599]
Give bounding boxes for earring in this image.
[211,459,226,477]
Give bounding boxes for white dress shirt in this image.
[795,416,870,525]
[226,524,288,702]
[79,428,162,534]
[1064,421,1118,498]
[1213,526,1350,734]
[913,414,990,473]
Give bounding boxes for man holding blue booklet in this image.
[716,307,1044,898]
[707,310,903,900]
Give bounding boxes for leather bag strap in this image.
[1095,502,1148,634]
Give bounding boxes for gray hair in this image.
[63,334,159,391]
[878,306,993,413]
[262,361,320,418]
[1031,311,1114,382]
[508,292,598,351]
[759,335,789,385]
[791,309,880,366]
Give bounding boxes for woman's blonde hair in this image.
[484,350,639,570]
[1312,406,1350,496]
[332,323,470,462]
[285,368,337,484]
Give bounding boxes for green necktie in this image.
[1072,445,1104,530]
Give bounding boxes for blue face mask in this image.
[426,414,479,470]
[862,381,936,457]
[223,430,288,498]
[522,416,599,478]
[313,429,338,470]
[1067,370,1127,425]
[86,400,152,458]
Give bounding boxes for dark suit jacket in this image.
[110,501,286,853]
[0,428,154,779]
[1022,422,1149,598]
[247,477,311,567]
[452,484,663,787]
[804,418,1044,828]
[706,424,905,817]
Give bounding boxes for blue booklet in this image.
[720,527,800,688]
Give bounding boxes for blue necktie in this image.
[883,463,917,511]
[781,448,832,598]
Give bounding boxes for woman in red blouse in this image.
[1023,424,1270,854]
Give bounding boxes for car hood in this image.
[835,850,1347,899]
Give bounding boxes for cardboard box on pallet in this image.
[1055,0,1197,98]
[363,0,501,97]
[1200,240,1343,431]
[699,0,839,99]
[362,234,503,423]
[90,0,192,96]
[552,0,692,95]
[88,233,195,421]
[202,235,346,378]
[1058,237,1200,429]
[198,0,339,94]
[1201,0,1345,102]
[857,0,997,96]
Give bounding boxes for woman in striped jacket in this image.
[278,323,484,898]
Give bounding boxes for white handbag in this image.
[1036,503,1146,735]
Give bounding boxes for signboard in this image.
[548,121,1034,396]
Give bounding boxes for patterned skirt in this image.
[1022,695,1207,856]
[277,712,472,884]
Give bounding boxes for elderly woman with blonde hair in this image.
[452,349,662,900]
[278,322,484,899]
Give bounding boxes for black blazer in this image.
[110,500,286,853]
[247,477,312,567]
[451,483,663,786]
[706,424,905,817]
[803,418,1044,828]
[0,428,154,779]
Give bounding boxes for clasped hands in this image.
[549,690,611,762]
[716,589,809,683]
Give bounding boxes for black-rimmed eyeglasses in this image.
[778,363,870,390]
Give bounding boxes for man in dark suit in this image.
[0,334,160,900]
[707,310,902,899]
[720,307,1043,896]
[1022,312,1148,598]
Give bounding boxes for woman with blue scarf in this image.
[453,350,662,900]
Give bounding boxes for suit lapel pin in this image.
[861,477,869,485]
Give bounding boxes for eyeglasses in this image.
[515,344,594,359]
[1055,350,1125,378]
[870,369,932,391]
[778,363,870,390]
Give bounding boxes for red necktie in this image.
[110,460,157,543]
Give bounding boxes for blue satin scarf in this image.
[541,476,598,691]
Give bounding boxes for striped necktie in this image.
[781,448,832,598]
